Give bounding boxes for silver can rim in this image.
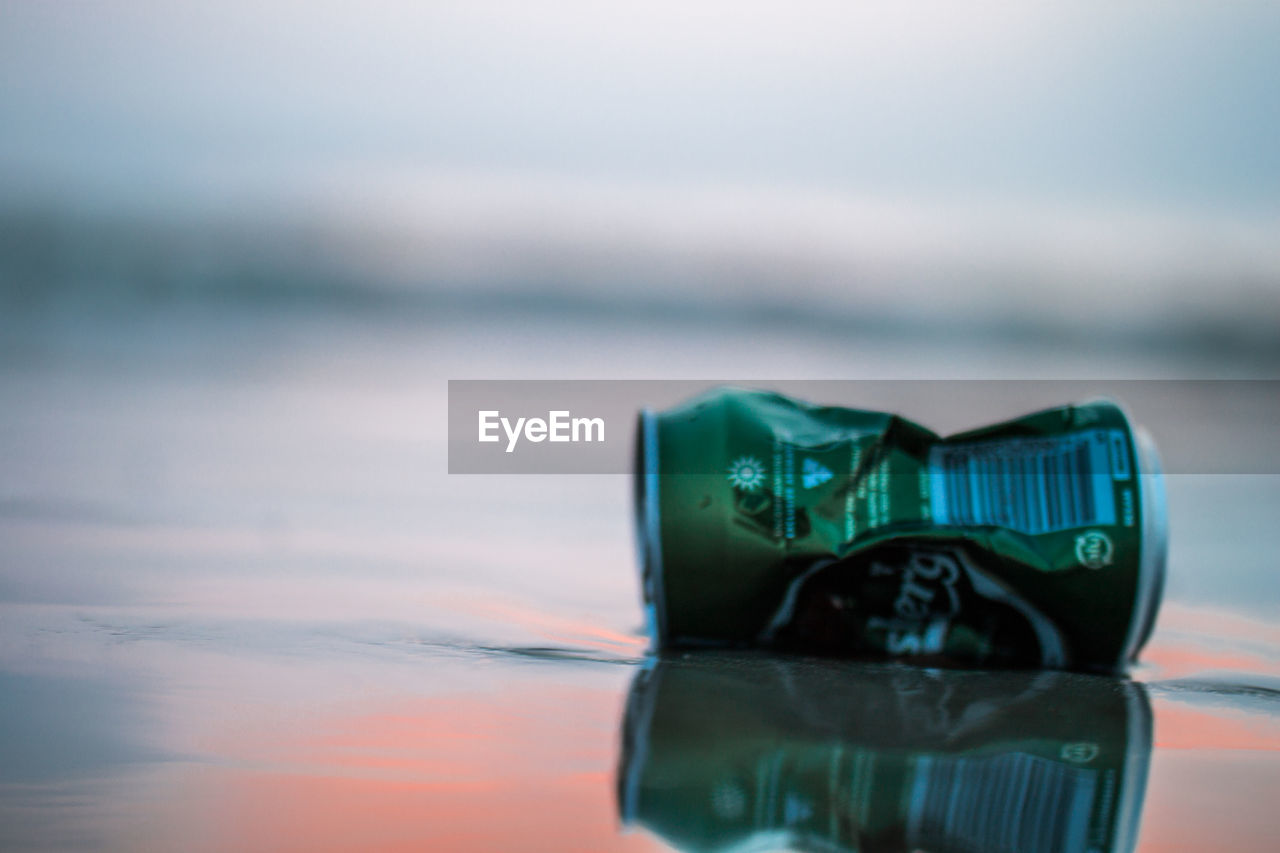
[634,408,667,649]
[1120,424,1168,666]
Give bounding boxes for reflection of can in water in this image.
[634,387,1168,671]
[617,654,1152,853]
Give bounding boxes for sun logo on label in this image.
[801,457,833,489]
[727,456,767,491]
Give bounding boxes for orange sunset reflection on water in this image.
[141,678,669,853]
[93,603,1271,853]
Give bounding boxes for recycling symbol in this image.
[801,458,833,489]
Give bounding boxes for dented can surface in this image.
[634,387,1168,671]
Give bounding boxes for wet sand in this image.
[1,306,1277,851]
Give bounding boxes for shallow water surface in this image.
[1,308,1277,851]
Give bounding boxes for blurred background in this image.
[2,0,1279,366]
[2,3,1279,851]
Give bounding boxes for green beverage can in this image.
[617,655,1152,853]
[634,388,1168,671]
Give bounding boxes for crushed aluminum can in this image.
[634,387,1167,671]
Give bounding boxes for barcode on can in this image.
[907,752,1100,853]
[929,430,1122,534]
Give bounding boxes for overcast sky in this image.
[2,1,1278,216]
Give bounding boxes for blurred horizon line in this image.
[2,172,1278,367]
